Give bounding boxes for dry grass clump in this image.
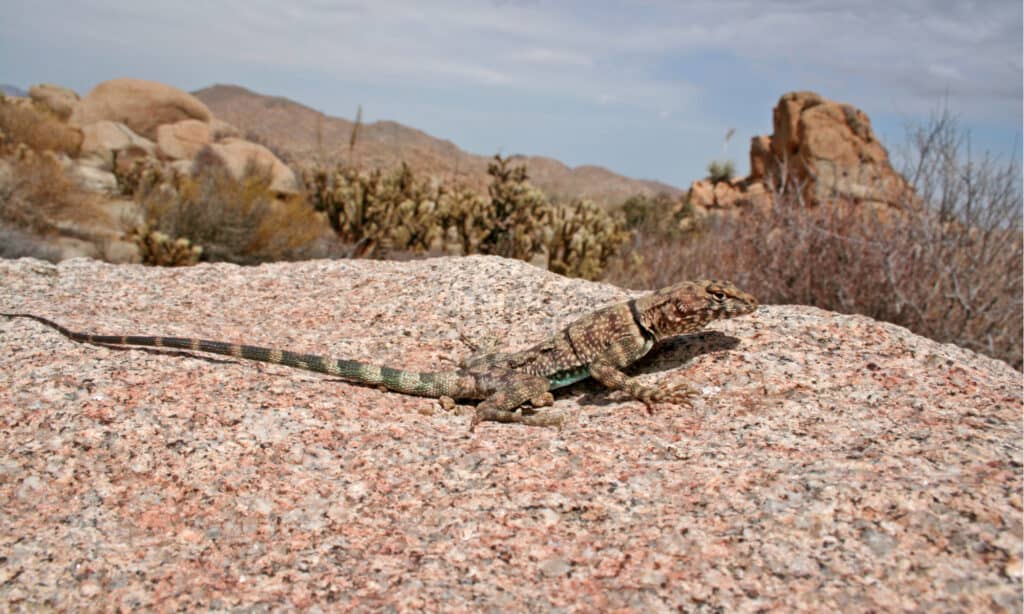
[0,146,106,237]
[127,150,330,265]
[606,113,1022,370]
[0,95,82,157]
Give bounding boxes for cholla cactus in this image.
[548,199,630,280]
[303,155,630,278]
[131,224,202,266]
[113,154,175,198]
[482,155,552,261]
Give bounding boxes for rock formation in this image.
[69,78,213,141]
[1,78,302,263]
[0,256,1019,610]
[206,137,299,194]
[689,91,912,212]
[155,119,212,161]
[28,83,79,121]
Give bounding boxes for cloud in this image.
[0,0,1018,185]
[5,0,1017,120]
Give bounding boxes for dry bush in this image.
[134,152,328,265]
[0,147,106,236]
[607,113,1022,369]
[0,96,82,157]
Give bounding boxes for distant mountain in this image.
[193,84,681,206]
[0,84,27,97]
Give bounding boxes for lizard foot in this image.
[629,381,699,413]
[470,406,565,431]
[529,392,555,408]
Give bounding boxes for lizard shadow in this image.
[569,330,743,407]
[86,342,238,365]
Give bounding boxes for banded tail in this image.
[2,313,471,398]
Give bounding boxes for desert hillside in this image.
[193,84,681,206]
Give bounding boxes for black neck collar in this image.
[627,298,657,342]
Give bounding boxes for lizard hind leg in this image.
[469,375,562,431]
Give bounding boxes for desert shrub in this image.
[130,152,328,265]
[0,145,105,236]
[707,159,736,184]
[617,192,694,237]
[0,95,82,157]
[605,113,1022,369]
[304,155,630,278]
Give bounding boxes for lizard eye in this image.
[712,291,726,301]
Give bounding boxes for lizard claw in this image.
[630,381,699,413]
[659,381,699,407]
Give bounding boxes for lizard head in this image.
[634,280,758,340]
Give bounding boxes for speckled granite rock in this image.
[1,256,1020,611]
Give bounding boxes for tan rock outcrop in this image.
[28,83,79,120]
[156,119,212,160]
[688,179,715,209]
[0,256,1019,611]
[687,91,912,211]
[70,78,212,141]
[70,164,118,193]
[713,180,742,209]
[210,117,241,140]
[206,137,298,194]
[766,91,910,207]
[749,135,772,182]
[78,120,156,171]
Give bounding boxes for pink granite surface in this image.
[0,256,1020,611]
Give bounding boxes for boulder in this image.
[53,237,101,260]
[70,164,118,193]
[78,120,156,171]
[206,137,299,194]
[0,256,1019,611]
[690,92,913,212]
[749,135,772,182]
[103,240,142,264]
[210,117,241,140]
[764,91,910,208]
[70,78,212,141]
[156,119,212,160]
[744,181,772,210]
[712,180,742,208]
[688,179,715,209]
[28,83,79,120]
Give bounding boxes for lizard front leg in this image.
[588,361,698,411]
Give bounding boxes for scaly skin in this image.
[2,280,757,429]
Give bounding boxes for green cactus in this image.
[302,155,630,279]
[131,223,203,266]
[547,199,630,280]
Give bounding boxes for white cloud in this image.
[0,0,1019,184]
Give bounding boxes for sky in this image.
[2,0,1021,188]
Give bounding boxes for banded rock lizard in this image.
[2,280,757,429]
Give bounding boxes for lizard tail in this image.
[2,313,470,398]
